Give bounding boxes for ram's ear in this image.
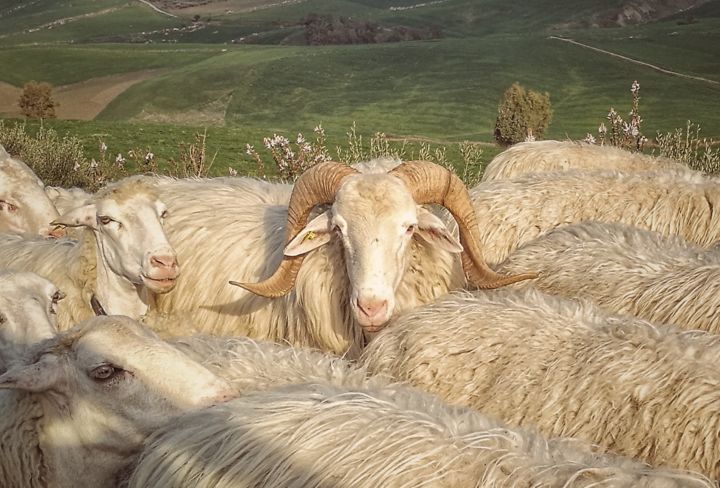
[0,355,63,392]
[284,210,333,257]
[51,204,97,229]
[414,206,463,253]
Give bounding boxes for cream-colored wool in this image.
[481,140,688,181]
[497,221,720,334]
[0,232,97,328]
[361,289,720,480]
[128,382,712,488]
[472,169,720,264]
[171,335,390,392]
[148,165,464,358]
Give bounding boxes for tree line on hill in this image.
[302,13,442,45]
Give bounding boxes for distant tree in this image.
[494,82,552,145]
[18,81,57,119]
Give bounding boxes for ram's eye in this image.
[160,210,169,219]
[406,225,417,235]
[90,364,123,382]
[51,290,66,303]
[98,216,112,225]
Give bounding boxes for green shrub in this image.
[0,121,124,191]
[654,121,720,174]
[18,81,57,119]
[494,82,553,146]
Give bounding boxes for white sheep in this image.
[0,175,179,328]
[481,140,689,181]
[360,289,720,480]
[0,315,234,488]
[497,221,720,334]
[0,271,61,371]
[0,145,63,237]
[148,160,534,357]
[128,381,712,488]
[471,168,720,264]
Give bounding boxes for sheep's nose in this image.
[47,226,66,239]
[357,297,388,320]
[150,254,178,269]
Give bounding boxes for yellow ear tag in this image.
[304,231,316,241]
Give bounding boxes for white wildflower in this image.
[73,162,81,171]
[115,153,126,165]
[584,134,597,144]
[90,159,98,169]
[228,167,238,176]
[99,142,107,152]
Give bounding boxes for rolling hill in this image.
[0,0,717,150]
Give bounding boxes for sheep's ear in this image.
[284,210,333,257]
[0,355,62,392]
[45,186,61,200]
[51,204,97,229]
[415,206,463,253]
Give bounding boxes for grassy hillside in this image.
[98,33,720,139]
[0,0,718,146]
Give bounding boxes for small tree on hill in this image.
[494,82,552,145]
[18,81,57,119]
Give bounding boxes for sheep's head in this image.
[0,271,61,372]
[0,147,64,238]
[52,176,180,295]
[0,315,234,487]
[231,160,536,333]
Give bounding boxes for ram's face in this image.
[284,173,462,332]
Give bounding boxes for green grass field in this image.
[0,0,717,171]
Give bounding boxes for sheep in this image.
[481,140,689,182]
[0,271,61,371]
[0,175,179,329]
[148,159,535,357]
[496,221,720,334]
[0,145,64,237]
[360,289,720,480]
[128,381,712,488]
[471,168,720,264]
[0,314,234,488]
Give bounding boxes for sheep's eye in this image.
[160,210,169,219]
[406,224,417,235]
[90,364,123,382]
[51,290,66,303]
[97,216,112,225]
[0,313,5,325]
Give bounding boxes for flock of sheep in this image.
[1,138,720,487]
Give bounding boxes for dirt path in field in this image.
[0,69,165,120]
[137,0,177,18]
[549,36,720,86]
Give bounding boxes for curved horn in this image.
[389,160,536,289]
[230,161,359,297]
